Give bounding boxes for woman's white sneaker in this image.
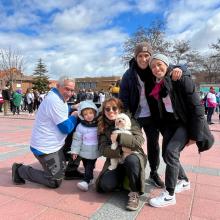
[175,180,190,193]
[149,190,176,208]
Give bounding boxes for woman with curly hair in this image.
[96,97,147,211]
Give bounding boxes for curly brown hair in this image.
[98,97,124,134]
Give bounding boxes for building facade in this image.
[75,76,121,92]
[1,68,121,93]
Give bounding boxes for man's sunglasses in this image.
[104,106,118,112]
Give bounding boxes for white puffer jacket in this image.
[69,100,99,159]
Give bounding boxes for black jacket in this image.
[119,58,160,125]
[2,88,11,101]
[161,74,214,152]
[119,58,188,126]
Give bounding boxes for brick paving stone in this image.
[0,114,220,219]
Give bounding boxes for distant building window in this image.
[85,82,90,89]
[76,82,97,90]
[78,82,84,89]
[90,82,96,89]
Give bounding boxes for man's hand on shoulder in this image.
[171,68,182,81]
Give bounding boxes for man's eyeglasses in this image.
[64,86,74,93]
[104,106,118,112]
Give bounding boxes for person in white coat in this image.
[69,100,99,191]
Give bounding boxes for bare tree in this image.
[0,47,25,85]
[201,55,219,83]
[170,40,191,64]
[121,20,171,66]
[211,38,220,54]
[206,38,220,82]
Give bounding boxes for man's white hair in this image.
[57,76,75,86]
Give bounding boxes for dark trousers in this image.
[137,117,160,174]
[98,154,141,193]
[18,149,66,188]
[63,118,81,174]
[27,103,33,113]
[162,124,188,195]
[207,107,214,123]
[12,104,20,115]
[82,158,97,183]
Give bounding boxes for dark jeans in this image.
[207,107,214,123]
[18,149,66,188]
[82,158,97,183]
[137,117,160,174]
[162,124,188,195]
[98,154,141,193]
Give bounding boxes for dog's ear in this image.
[121,114,131,130]
[127,118,131,129]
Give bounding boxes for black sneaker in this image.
[64,170,84,180]
[12,163,25,185]
[149,172,165,188]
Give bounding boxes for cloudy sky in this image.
[0,0,219,79]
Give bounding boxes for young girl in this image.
[148,54,213,208]
[69,100,99,191]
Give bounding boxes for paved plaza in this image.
[0,111,220,220]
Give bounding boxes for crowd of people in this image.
[200,87,220,124]
[0,85,47,116]
[11,42,214,211]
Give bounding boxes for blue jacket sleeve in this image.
[57,115,77,134]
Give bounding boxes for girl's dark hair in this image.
[98,97,124,134]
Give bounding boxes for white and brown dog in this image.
[109,113,133,170]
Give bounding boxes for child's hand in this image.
[71,111,78,117]
[72,103,79,110]
[72,153,78,160]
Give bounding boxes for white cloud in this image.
[190,11,220,51]
[135,0,159,13]
[0,0,219,79]
[165,0,220,52]
[53,0,131,32]
[2,28,128,79]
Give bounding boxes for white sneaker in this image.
[77,179,94,192]
[77,181,89,191]
[175,180,190,193]
[149,190,176,208]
